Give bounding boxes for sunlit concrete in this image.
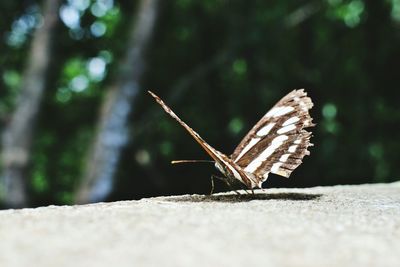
[0,182,399,267]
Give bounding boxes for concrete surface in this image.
[0,183,399,267]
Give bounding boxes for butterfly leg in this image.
[224,179,241,195]
[242,188,255,195]
[209,175,215,195]
[211,174,241,195]
[210,174,225,195]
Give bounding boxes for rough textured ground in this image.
[0,183,399,267]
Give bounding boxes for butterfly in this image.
[149,89,314,191]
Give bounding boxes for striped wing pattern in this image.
[149,89,314,190]
[231,89,314,185]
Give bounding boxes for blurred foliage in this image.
[0,0,399,206]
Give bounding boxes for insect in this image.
[149,89,314,193]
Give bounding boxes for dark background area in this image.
[0,0,399,208]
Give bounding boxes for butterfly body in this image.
[149,89,314,190]
[214,156,259,189]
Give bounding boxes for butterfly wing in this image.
[231,89,314,184]
[149,91,257,188]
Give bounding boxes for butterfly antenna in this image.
[171,160,214,164]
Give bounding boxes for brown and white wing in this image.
[148,91,257,188]
[231,89,314,183]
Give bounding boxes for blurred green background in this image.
[0,0,399,208]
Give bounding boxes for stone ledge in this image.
[0,182,399,267]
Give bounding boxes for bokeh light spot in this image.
[32,173,48,193]
[70,75,89,92]
[232,59,247,75]
[369,143,384,159]
[56,87,72,103]
[2,70,21,89]
[91,0,114,17]
[90,21,107,37]
[135,150,151,166]
[228,117,244,135]
[87,57,107,81]
[68,0,90,11]
[60,5,80,29]
[322,103,337,119]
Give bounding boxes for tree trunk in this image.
[75,0,159,204]
[0,0,61,208]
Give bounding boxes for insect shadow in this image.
[166,192,323,203]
